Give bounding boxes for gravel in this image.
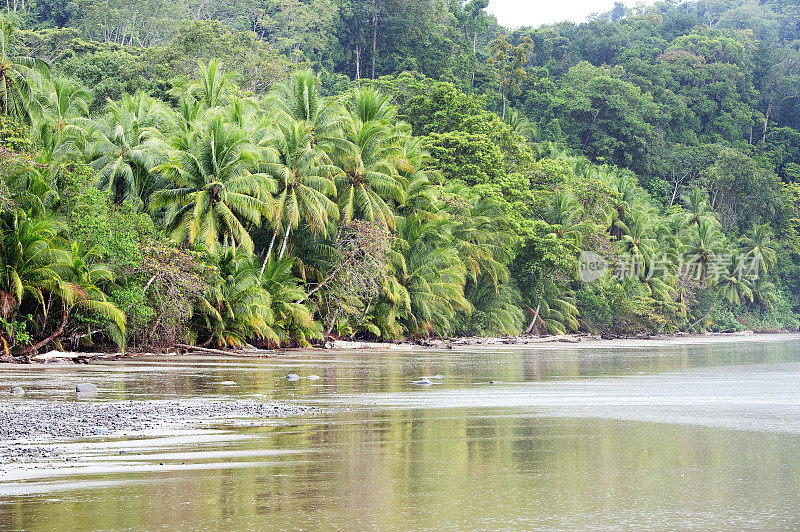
[0,399,319,464]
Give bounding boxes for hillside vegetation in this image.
[0,0,799,354]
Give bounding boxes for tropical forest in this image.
[1,0,799,355]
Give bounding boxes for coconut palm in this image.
[0,212,63,325]
[620,209,657,279]
[258,119,338,262]
[504,108,537,141]
[683,188,714,228]
[389,215,471,336]
[605,174,640,240]
[393,135,441,218]
[151,116,273,253]
[39,76,90,131]
[195,248,276,348]
[0,17,48,125]
[86,92,170,206]
[739,223,778,276]
[524,280,580,336]
[681,217,726,288]
[259,256,320,345]
[349,87,398,125]
[690,250,754,329]
[172,59,237,110]
[331,117,404,229]
[267,69,344,143]
[53,242,126,349]
[542,191,595,247]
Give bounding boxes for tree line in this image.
[0,0,798,355]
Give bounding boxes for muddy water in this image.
[2,334,800,530]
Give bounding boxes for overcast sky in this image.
[485,0,658,28]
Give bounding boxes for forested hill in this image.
[0,0,799,355]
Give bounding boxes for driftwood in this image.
[175,343,242,355]
[175,344,275,357]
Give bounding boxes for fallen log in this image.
[175,343,242,355]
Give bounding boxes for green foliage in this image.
[0,0,799,354]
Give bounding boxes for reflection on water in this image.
[2,334,800,530]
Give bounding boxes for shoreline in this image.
[2,330,798,362]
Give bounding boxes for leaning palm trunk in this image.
[259,224,282,281]
[278,225,291,260]
[525,304,542,335]
[690,297,723,330]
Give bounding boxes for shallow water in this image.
[2,334,800,530]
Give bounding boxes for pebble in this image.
[0,400,319,465]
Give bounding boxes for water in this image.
[2,334,800,530]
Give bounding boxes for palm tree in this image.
[395,136,442,210]
[0,16,48,125]
[620,209,656,279]
[85,92,170,206]
[606,174,640,240]
[349,87,397,125]
[542,191,595,247]
[331,117,404,229]
[260,256,320,345]
[739,223,778,276]
[53,242,126,349]
[683,188,714,228]
[504,109,537,141]
[389,215,471,337]
[267,69,344,144]
[444,182,514,289]
[172,59,237,110]
[151,116,273,253]
[39,76,90,131]
[195,248,276,348]
[690,250,754,329]
[258,119,338,262]
[681,218,725,288]
[0,212,63,325]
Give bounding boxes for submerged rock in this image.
[413,378,433,386]
[219,381,237,386]
[75,383,99,393]
[11,387,25,396]
[285,374,301,381]
[306,375,322,381]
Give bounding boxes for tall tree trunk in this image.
[355,45,361,80]
[763,100,773,143]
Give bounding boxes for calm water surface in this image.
[2,334,800,531]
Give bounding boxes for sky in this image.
[485,0,657,28]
